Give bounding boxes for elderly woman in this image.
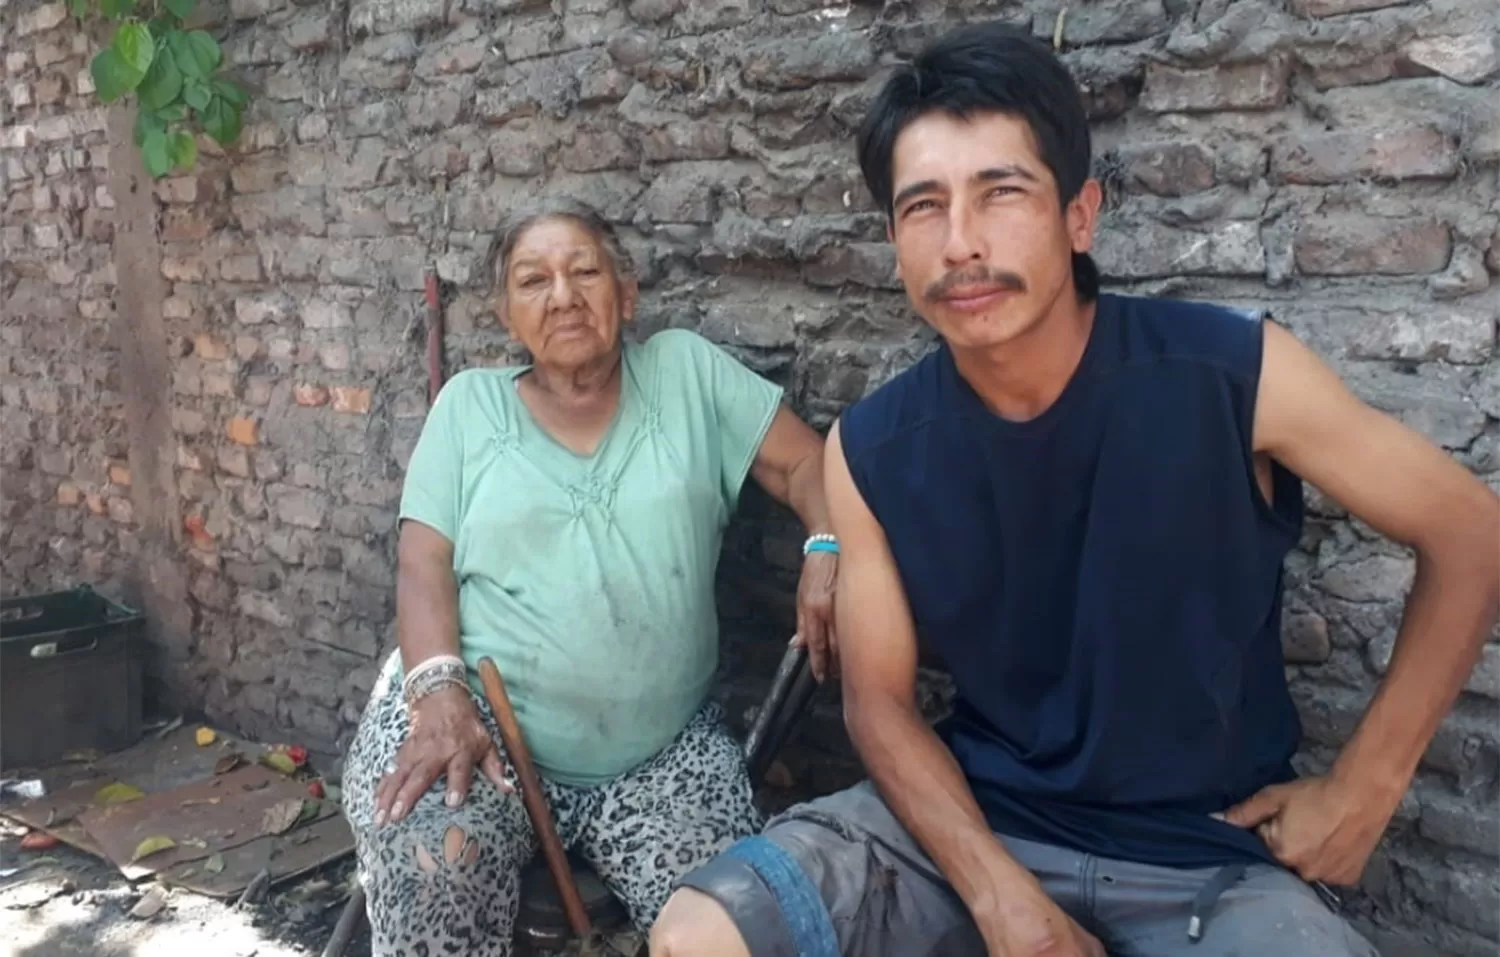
[341,199,839,956]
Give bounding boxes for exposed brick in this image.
[1095,220,1266,279]
[294,384,330,407]
[1282,610,1331,663]
[1403,34,1499,86]
[193,334,230,361]
[18,3,66,35]
[269,485,330,529]
[226,417,260,446]
[106,496,134,524]
[1290,0,1406,14]
[331,386,374,414]
[1271,127,1459,184]
[1295,216,1452,276]
[1141,60,1289,113]
[108,465,131,487]
[56,481,81,506]
[741,33,875,91]
[1347,307,1495,365]
[216,445,251,478]
[1116,142,1216,196]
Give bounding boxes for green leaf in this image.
[101,0,137,17]
[168,131,197,171]
[164,0,198,17]
[112,23,155,76]
[133,106,165,146]
[182,79,210,111]
[136,45,182,111]
[169,30,220,79]
[210,76,247,109]
[203,853,225,875]
[70,0,90,16]
[142,128,173,178]
[91,48,145,103]
[95,782,145,805]
[200,96,242,146]
[129,834,176,863]
[154,102,187,122]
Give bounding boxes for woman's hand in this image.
[793,551,839,681]
[374,685,509,826]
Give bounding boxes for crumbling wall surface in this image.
[3,0,1498,951]
[0,6,134,600]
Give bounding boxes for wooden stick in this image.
[476,657,593,941]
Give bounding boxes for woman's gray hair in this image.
[487,199,635,293]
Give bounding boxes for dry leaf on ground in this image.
[213,753,244,775]
[130,885,169,918]
[261,798,303,835]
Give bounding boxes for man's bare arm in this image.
[1258,322,1499,796]
[1226,322,1500,881]
[826,422,1102,956]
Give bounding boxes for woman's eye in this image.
[519,275,546,288]
[576,267,600,277]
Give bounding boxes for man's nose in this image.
[941,206,987,265]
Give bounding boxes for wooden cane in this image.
[476,657,596,943]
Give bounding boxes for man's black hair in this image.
[856,22,1100,301]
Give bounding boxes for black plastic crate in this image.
[0,585,145,771]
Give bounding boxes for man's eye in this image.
[904,199,938,215]
[987,185,1022,198]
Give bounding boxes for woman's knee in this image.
[649,888,751,957]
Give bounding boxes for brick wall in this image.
[3,0,1497,952]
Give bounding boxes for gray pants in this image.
[678,781,1379,957]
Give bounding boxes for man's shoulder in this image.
[1107,293,1269,375]
[839,346,946,460]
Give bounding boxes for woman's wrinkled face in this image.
[499,217,636,370]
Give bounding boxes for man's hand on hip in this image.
[1221,773,1399,886]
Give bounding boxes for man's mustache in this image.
[924,267,1026,304]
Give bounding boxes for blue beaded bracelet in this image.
[804,534,839,556]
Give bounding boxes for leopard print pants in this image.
[342,659,763,957]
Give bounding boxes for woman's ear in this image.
[494,295,512,333]
[620,277,640,324]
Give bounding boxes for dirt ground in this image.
[0,823,369,957]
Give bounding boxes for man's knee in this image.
[649,887,750,957]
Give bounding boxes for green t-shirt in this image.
[398,329,784,786]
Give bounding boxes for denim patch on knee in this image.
[724,836,839,957]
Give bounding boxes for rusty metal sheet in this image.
[75,764,339,881]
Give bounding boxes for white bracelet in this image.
[402,654,465,697]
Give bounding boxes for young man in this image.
[649,22,1500,957]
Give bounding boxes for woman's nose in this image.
[549,274,578,308]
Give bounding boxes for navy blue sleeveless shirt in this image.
[840,293,1305,868]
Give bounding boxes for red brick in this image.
[57,481,81,506]
[108,464,131,487]
[226,416,259,445]
[293,384,329,407]
[331,386,373,415]
[193,334,230,361]
[1271,127,1458,184]
[162,208,219,242]
[86,493,106,515]
[1294,216,1451,276]
[1140,60,1289,113]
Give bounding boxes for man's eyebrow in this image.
[891,178,940,211]
[975,165,1039,185]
